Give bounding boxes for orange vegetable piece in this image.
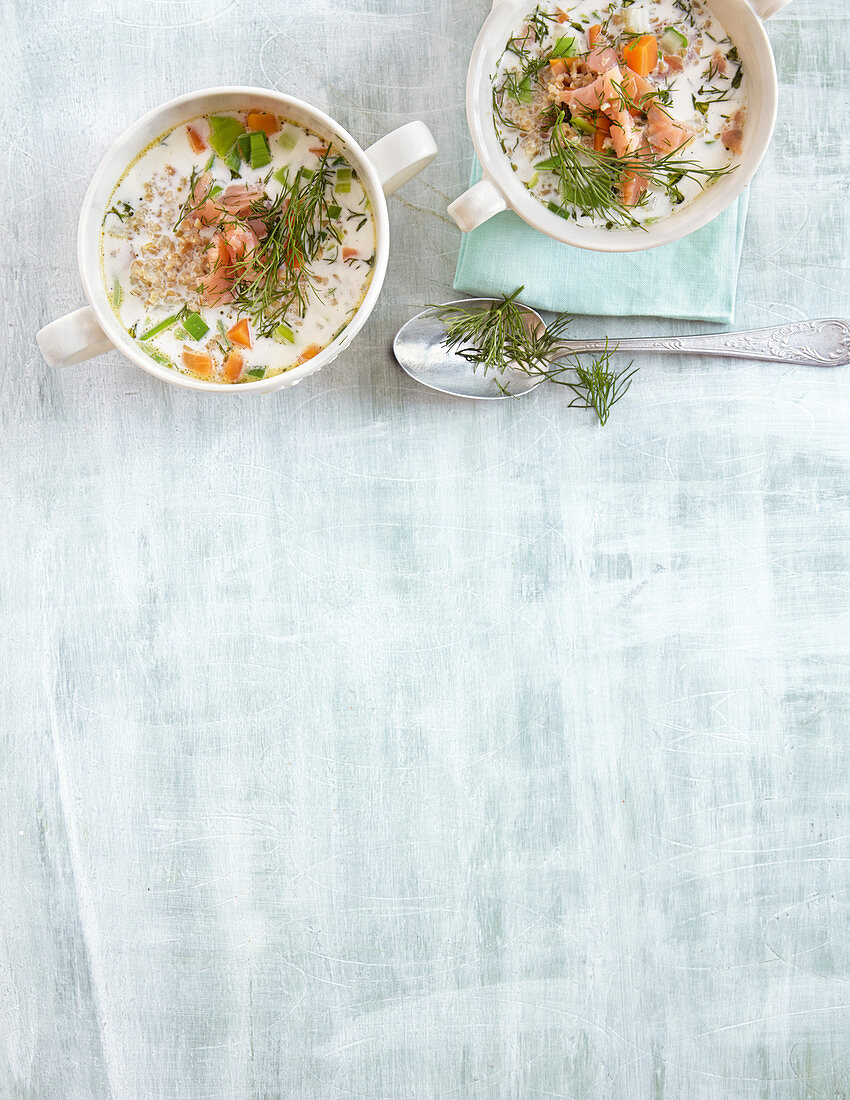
[549,58,568,77]
[556,9,570,21]
[297,344,322,365]
[182,348,213,376]
[593,113,611,152]
[186,126,206,154]
[342,247,359,261]
[227,319,252,348]
[309,145,328,156]
[622,34,658,77]
[588,23,602,46]
[246,110,279,137]
[223,350,244,382]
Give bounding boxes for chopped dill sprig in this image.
[427,288,638,425]
[207,151,341,337]
[104,200,134,224]
[540,115,641,227]
[537,110,734,225]
[544,341,639,425]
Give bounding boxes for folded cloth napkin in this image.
[453,158,750,324]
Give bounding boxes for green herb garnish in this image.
[224,149,340,336]
[105,201,134,224]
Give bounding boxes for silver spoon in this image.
[393,299,850,400]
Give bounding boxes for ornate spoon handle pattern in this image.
[554,320,850,367]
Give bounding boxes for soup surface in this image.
[101,111,376,383]
[492,0,746,229]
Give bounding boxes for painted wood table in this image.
[2,1,848,1096]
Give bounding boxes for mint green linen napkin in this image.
[453,158,749,324]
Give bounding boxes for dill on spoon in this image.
[427,288,637,425]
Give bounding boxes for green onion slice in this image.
[183,312,209,341]
[208,115,244,158]
[249,131,271,169]
[551,36,577,59]
[140,311,182,340]
[273,323,296,344]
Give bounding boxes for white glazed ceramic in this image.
[448,0,791,251]
[37,87,437,393]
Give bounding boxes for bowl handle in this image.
[750,0,792,17]
[363,121,437,196]
[36,307,114,368]
[447,178,508,233]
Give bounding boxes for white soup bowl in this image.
[448,0,791,251]
[37,87,437,393]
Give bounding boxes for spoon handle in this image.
[554,319,850,368]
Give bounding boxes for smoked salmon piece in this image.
[599,67,641,157]
[621,139,652,205]
[585,47,619,75]
[186,126,206,154]
[202,233,234,306]
[218,182,265,217]
[721,108,746,155]
[222,225,258,264]
[560,66,640,157]
[645,104,694,154]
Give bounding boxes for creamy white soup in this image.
[493,0,747,229]
[101,111,376,383]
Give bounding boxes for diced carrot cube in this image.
[309,146,328,156]
[246,110,279,137]
[182,348,213,376]
[227,319,252,348]
[549,59,568,77]
[187,126,206,154]
[593,113,611,152]
[223,350,244,382]
[588,23,601,47]
[297,344,322,364]
[556,9,570,21]
[342,247,358,260]
[622,34,658,77]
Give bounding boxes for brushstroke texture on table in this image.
[1,1,849,1097]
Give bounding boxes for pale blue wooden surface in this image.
[2,1,849,1097]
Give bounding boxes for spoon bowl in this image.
[393,299,545,399]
